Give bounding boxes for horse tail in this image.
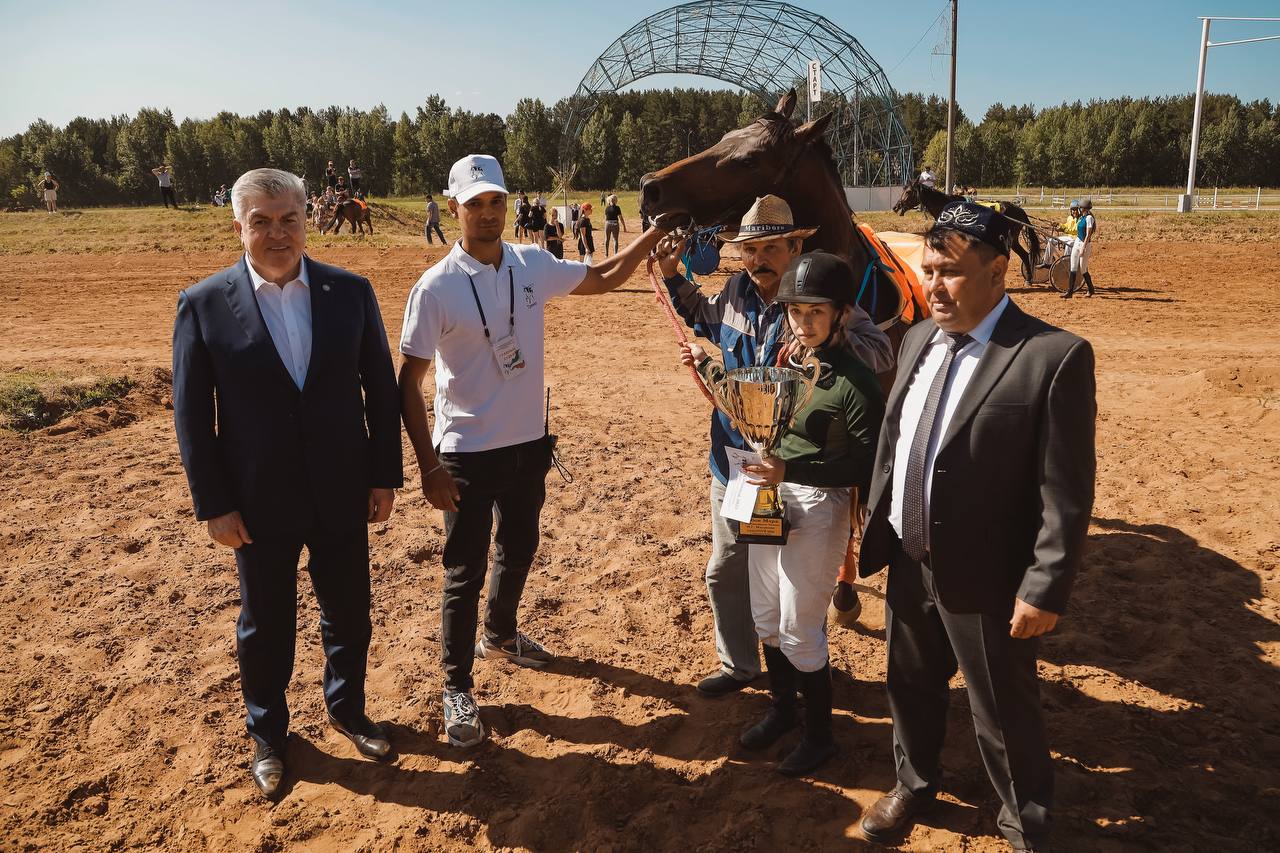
[1020,207,1040,264]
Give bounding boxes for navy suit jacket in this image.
[172,255,402,537]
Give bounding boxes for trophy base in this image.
[734,514,791,546]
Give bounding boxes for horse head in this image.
[639,90,837,237]
[892,178,921,216]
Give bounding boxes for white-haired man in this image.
[399,154,668,749]
[172,168,403,799]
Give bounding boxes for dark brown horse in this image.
[893,178,1039,280]
[323,198,373,235]
[639,90,918,381]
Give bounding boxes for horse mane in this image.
[757,112,851,216]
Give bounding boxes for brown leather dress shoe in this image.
[328,713,392,760]
[859,783,934,843]
[251,742,285,799]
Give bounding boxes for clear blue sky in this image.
[4,0,1278,136]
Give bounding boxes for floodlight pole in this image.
[945,0,957,194]
[1179,16,1280,213]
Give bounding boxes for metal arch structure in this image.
[560,0,912,189]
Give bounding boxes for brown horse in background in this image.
[894,177,1040,280]
[323,198,373,235]
[639,90,919,385]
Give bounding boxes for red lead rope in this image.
[647,256,716,405]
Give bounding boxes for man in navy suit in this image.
[172,168,402,799]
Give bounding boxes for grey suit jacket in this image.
[858,299,1096,615]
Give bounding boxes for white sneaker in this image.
[475,631,555,669]
[442,689,485,748]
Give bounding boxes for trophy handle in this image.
[797,354,822,412]
[704,363,750,436]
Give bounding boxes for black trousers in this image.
[438,438,550,692]
[233,516,371,750]
[885,547,1053,848]
[160,186,177,208]
[425,221,445,243]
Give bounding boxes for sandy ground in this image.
[1,225,1278,852]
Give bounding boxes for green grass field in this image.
[2,189,1276,256]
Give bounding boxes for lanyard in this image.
[466,267,515,340]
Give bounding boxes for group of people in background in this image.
[500,192,629,265]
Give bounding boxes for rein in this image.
[646,255,715,405]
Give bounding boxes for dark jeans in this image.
[425,221,445,244]
[885,547,1053,849]
[438,437,551,692]
[161,186,177,208]
[233,517,371,750]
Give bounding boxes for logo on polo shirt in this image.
[523,285,536,308]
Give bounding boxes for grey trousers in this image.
[707,477,761,681]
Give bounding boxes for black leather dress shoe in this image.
[251,742,285,799]
[859,783,935,843]
[328,713,392,760]
[695,671,753,697]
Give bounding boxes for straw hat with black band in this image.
[719,194,818,244]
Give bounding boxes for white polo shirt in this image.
[400,241,588,452]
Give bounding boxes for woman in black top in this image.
[529,201,547,249]
[40,172,60,213]
[603,194,626,257]
[576,202,595,265]
[325,161,338,189]
[545,207,565,259]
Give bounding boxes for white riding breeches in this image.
[747,482,851,672]
[1070,239,1092,273]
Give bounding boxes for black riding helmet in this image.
[776,251,853,306]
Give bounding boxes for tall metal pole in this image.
[945,0,957,194]
[1181,17,1211,212]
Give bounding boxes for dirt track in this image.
[1,228,1278,852]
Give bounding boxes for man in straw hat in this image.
[654,194,894,698]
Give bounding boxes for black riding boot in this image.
[779,662,837,776]
[1083,272,1095,296]
[739,645,799,750]
[1062,271,1077,298]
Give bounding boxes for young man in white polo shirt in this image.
[399,154,666,748]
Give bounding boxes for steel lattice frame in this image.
[561,0,912,187]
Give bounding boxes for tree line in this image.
[3,88,1275,207]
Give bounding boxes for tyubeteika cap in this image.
[933,200,1012,256]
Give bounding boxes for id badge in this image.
[491,332,526,380]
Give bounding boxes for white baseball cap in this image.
[445,154,508,204]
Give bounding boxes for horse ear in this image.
[794,110,833,143]
[775,89,797,119]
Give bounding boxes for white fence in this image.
[844,186,903,212]
[1010,187,1280,211]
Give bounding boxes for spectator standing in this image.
[544,207,565,259]
[153,164,178,209]
[529,198,547,250]
[348,160,363,193]
[425,193,446,245]
[516,192,531,243]
[325,161,338,189]
[570,201,580,238]
[576,202,595,265]
[603,194,626,257]
[39,172,60,213]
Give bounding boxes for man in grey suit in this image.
[857,202,1096,852]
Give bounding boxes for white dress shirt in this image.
[889,295,1010,546]
[247,255,312,389]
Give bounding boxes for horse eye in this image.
[739,155,755,168]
